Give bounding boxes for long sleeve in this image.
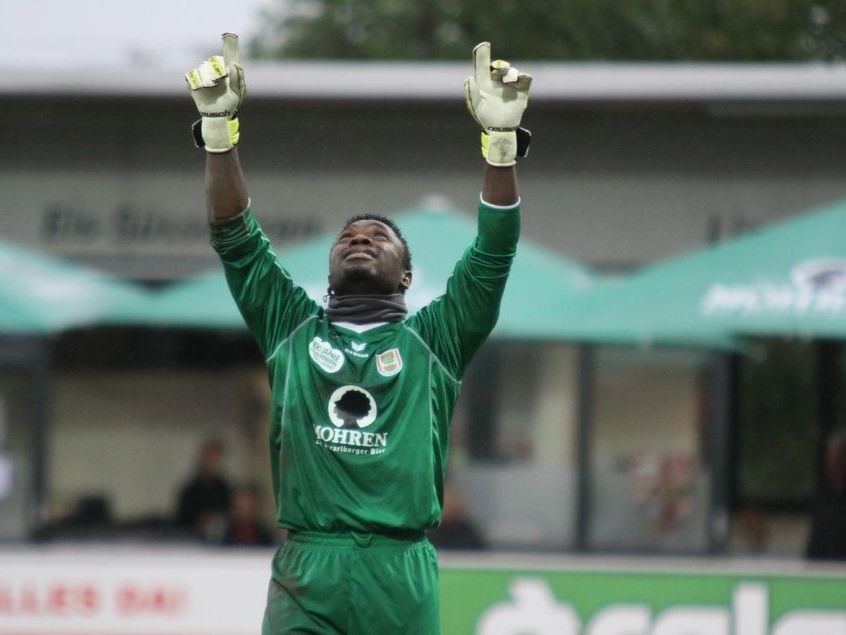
[211,207,319,361]
[409,200,519,378]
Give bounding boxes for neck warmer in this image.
[326,293,408,324]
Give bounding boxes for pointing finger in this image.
[473,42,491,85]
[222,32,240,66]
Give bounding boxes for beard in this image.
[331,262,390,296]
[342,265,375,280]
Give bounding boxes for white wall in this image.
[49,369,270,521]
[592,351,702,461]
[3,98,846,279]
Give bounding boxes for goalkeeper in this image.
[186,34,531,634]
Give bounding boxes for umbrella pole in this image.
[574,343,595,552]
[30,336,51,538]
[707,350,733,554]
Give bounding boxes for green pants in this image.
[262,530,440,635]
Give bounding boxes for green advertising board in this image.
[439,563,846,634]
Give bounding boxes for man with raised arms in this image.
[185,34,531,634]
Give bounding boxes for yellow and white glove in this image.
[185,33,246,153]
[464,42,532,166]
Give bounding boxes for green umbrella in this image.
[108,206,600,339]
[0,238,148,334]
[578,198,846,343]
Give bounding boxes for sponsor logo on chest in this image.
[308,336,344,373]
[344,340,368,359]
[314,385,388,456]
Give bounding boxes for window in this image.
[449,342,580,550]
[586,347,712,553]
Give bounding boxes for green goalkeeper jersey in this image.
[212,202,519,533]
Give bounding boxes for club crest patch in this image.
[375,348,403,377]
[309,336,344,373]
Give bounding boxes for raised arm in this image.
[185,33,249,222]
[185,35,318,358]
[465,41,531,208]
[409,42,529,376]
[482,165,518,206]
[206,150,249,223]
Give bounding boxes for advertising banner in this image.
[1,549,845,634]
[0,549,269,635]
[440,563,846,635]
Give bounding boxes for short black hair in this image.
[341,213,412,272]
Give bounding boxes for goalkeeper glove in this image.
[185,33,246,153]
[464,42,532,167]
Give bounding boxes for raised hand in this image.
[185,33,247,153]
[464,42,532,166]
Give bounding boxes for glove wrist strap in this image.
[194,117,240,153]
[481,130,517,167]
[480,127,531,166]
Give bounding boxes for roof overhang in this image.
[3,61,846,104]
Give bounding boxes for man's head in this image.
[328,214,412,296]
[197,438,225,478]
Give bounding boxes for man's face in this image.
[328,220,411,296]
[199,444,223,477]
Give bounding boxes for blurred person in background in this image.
[222,484,275,547]
[175,438,232,541]
[427,480,486,550]
[806,427,846,560]
[186,33,530,634]
[36,494,115,541]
